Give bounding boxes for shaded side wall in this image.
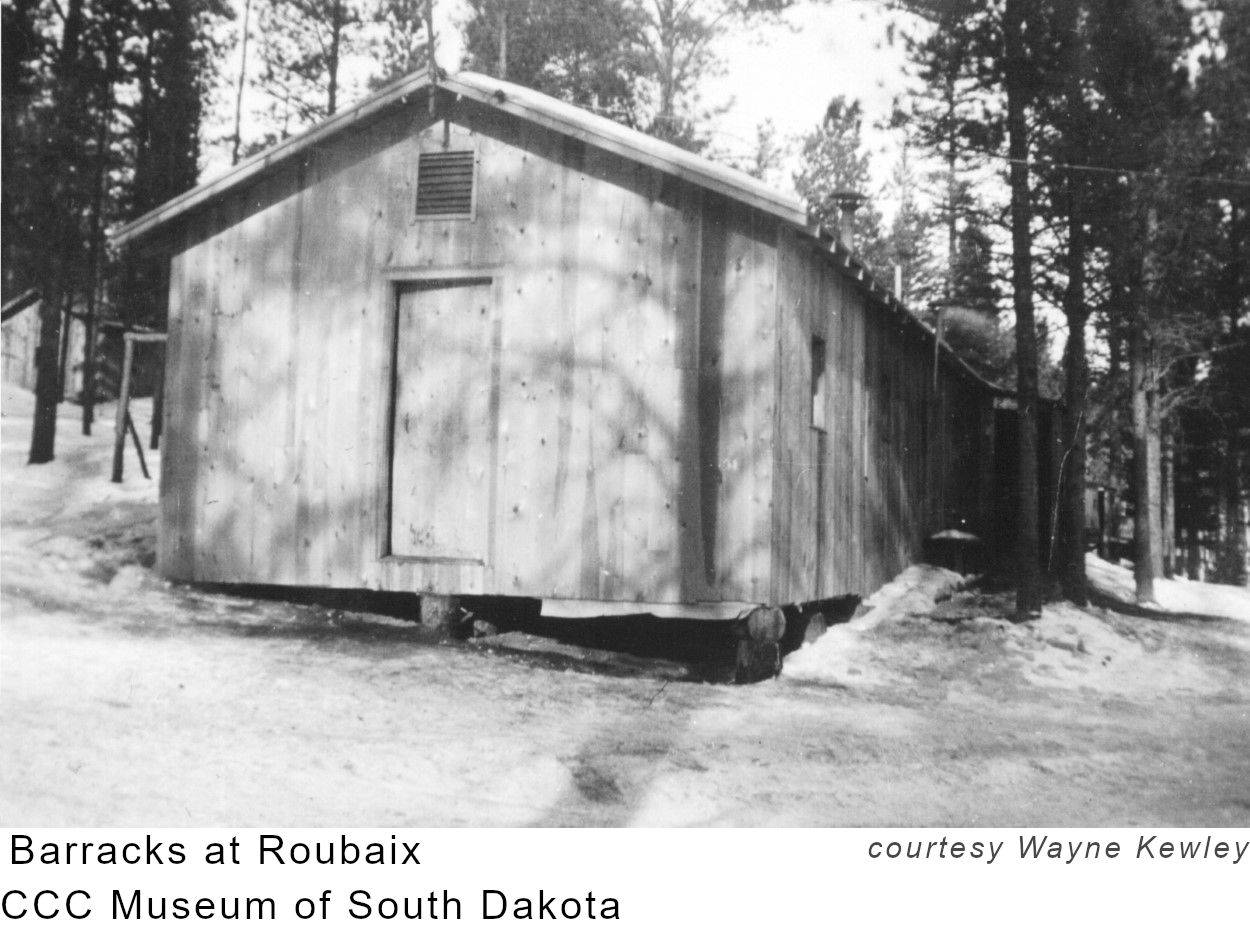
[158,95,777,606]
[771,229,997,603]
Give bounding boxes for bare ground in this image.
[3,387,1249,826]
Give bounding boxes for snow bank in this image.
[1086,553,1250,622]
[998,600,1234,696]
[781,564,966,685]
[2,382,159,526]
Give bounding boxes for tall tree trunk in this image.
[1059,180,1088,603]
[29,288,65,463]
[1131,206,1166,602]
[1161,426,1175,579]
[1214,200,1248,585]
[425,0,437,114]
[1103,269,1129,562]
[327,0,342,116]
[231,0,253,165]
[498,0,508,78]
[1146,403,1164,583]
[58,0,84,68]
[1005,0,1042,619]
[1056,4,1092,602]
[56,292,72,397]
[1179,424,1202,579]
[1129,274,1160,603]
[944,78,957,302]
[29,0,86,464]
[656,0,677,131]
[82,20,119,436]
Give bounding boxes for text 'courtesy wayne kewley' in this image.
[867,834,1249,865]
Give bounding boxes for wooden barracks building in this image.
[114,70,1050,654]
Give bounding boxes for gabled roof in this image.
[110,68,1004,395]
[111,69,806,247]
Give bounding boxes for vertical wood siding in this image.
[159,97,993,608]
[158,99,776,605]
[770,229,998,602]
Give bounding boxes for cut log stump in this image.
[419,595,459,634]
[734,605,785,683]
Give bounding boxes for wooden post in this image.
[151,351,164,450]
[126,412,151,479]
[111,334,136,483]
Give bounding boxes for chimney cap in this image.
[829,189,868,211]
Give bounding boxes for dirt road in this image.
[3,388,1249,826]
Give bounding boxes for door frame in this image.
[376,266,504,569]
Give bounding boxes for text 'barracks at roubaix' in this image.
[7,834,423,866]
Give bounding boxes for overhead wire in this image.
[932,133,1250,190]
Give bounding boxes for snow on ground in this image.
[782,564,966,686]
[940,599,1231,697]
[3,385,1250,825]
[1086,552,1250,621]
[785,552,1247,695]
[2,381,161,607]
[2,382,159,524]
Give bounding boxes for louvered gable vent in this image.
[415,150,475,218]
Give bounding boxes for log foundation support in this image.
[419,594,460,634]
[733,605,785,683]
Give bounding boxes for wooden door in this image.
[389,278,496,561]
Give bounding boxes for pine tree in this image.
[634,0,793,151]
[895,8,998,304]
[900,0,1073,618]
[370,0,430,88]
[940,222,1012,382]
[1085,0,1207,603]
[26,0,98,463]
[462,0,646,119]
[2,0,44,298]
[6,0,231,458]
[1031,0,1099,602]
[881,143,939,306]
[116,0,230,333]
[793,96,885,261]
[745,118,785,183]
[1193,0,1250,584]
[253,0,369,142]
[950,223,1000,315]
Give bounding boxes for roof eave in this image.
[111,68,807,248]
[111,68,438,247]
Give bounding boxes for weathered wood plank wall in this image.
[159,89,999,611]
[159,96,777,607]
[770,229,998,603]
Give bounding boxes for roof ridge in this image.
[108,68,1005,396]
